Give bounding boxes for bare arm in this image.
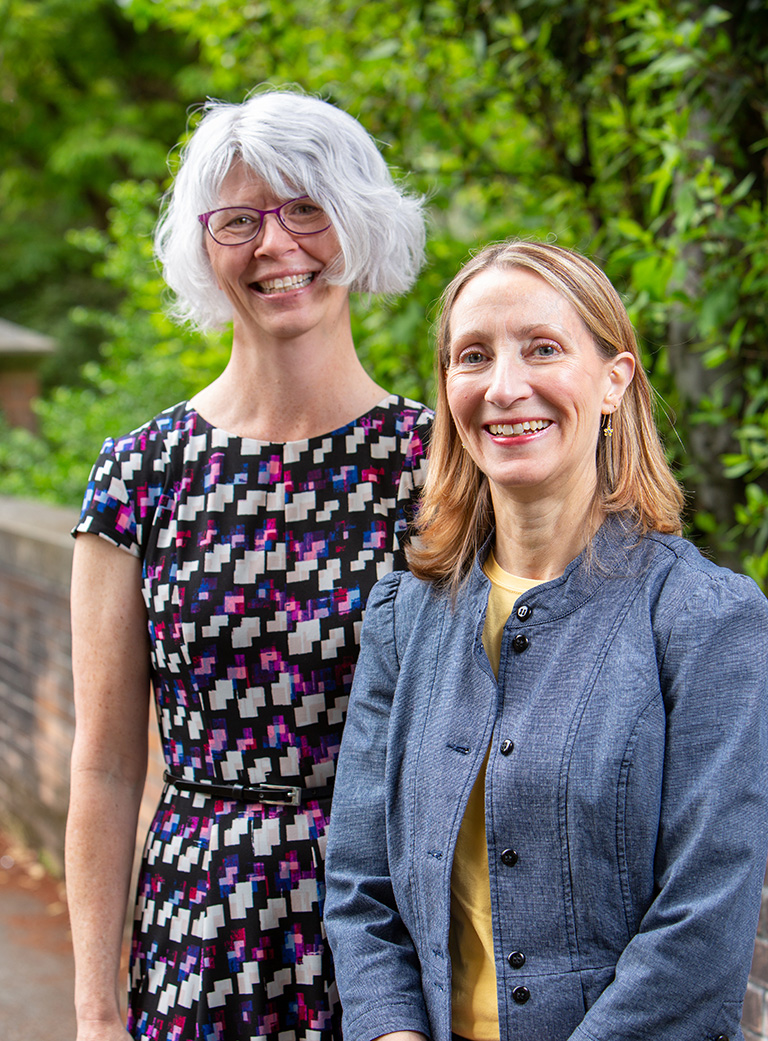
[66,533,151,1040]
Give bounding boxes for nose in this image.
[484,353,532,408]
[251,212,298,256]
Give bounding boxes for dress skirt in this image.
[128,784,338,1041]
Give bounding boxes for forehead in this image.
[218,160,298,203]
[450,266,584,335]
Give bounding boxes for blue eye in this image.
[461,350,486,365]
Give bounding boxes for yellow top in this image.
[449,551,540,1040]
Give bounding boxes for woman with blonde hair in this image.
[325,240,768,1041]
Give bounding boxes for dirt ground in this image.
[0,831,129,1041]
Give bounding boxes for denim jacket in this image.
[325,517,768,1041]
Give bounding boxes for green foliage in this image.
[0,181,227,503]
[0,0,200,372]
[1,0,767,586]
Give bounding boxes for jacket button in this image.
[516,604,531,620]
[500,739,514,755]
[512,986,530,1004]
[512,634,529,653]
[713,1036,729,1041]
[501,848,518,866]
[507,951,526,969]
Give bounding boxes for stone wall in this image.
[0,494,766,1037]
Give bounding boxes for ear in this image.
[602,352,635,413]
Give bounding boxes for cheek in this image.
[319,228,344,266]
[552,372,604,418]
[206,252,230,293]
[445,375,470,429]
[449,388,486,440]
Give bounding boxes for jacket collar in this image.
[467,513,643,626]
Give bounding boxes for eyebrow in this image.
[449,326,485,344]
[450,322,563,343]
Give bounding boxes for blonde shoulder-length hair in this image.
[408,240,684,590]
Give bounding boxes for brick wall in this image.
[0,495,163,878]
[0,496,79,868]
[0,494,766,1037]
[0,368,42,432]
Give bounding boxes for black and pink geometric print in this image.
[75,395,431,1040]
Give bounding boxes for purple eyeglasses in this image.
[198,196,332,245]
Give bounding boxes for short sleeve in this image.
[71,401,190,558]
[392,403,432,566]
[72,436,140,556]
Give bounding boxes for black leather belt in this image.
[163,770,324,807]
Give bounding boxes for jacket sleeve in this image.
[325,571,432,1041]
[570,565,768,1041]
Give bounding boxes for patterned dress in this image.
[74,395,431,1041]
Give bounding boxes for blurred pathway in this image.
[0,831,75,1040]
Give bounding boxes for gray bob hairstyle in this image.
[155,88,427,331]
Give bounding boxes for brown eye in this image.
[290,201,322,216]
[228,213,257,227]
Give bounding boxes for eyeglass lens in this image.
[205,198,331,244]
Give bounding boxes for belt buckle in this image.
[256,783,301,806]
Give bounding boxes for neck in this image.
[490,483,602,582]
[190,316,385,442]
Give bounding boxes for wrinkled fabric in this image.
[325,516,768,1041]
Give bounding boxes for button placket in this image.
[499,605,536,1010]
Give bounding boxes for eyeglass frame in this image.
[197,195,333,245]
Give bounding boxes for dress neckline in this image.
[181,393,403,447]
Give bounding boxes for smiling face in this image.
[444,265,634,512]
[204,162,350,345]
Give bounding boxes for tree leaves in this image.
[1,0,767,585]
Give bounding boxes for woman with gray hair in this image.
[66,88,430,1041]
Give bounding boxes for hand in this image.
[373,1033,429,1041]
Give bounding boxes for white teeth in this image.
[488,420,551,436]
[257,273,314,293]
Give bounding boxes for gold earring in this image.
[603,410,614,438]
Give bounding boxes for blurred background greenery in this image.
[1,0,766,584]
